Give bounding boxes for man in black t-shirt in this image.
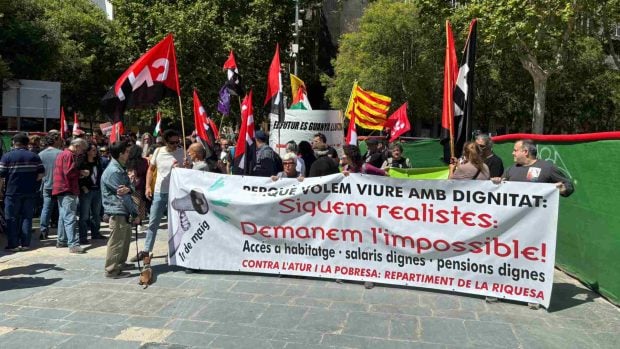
[363,139,384,168]
[475,134,504,178]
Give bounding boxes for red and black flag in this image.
[193,90,218,150]
[453,19,477,158]
[223,50,244,97]
[233,90,256,175]
[264,44,285,123]
[101,34,180,122]
[440,21,458,163]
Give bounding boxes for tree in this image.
[110,0,295,129]
[0,0,61,83]
[458,1,583,134]
[545,36,620,132]
[456,0,620,133]
[39,0,133,117]
[0,0,132,122]
[323,0,450,134]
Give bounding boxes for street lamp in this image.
[293,0,302,75]
[41,94,52,132]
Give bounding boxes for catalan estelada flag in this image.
[344,81,391,130]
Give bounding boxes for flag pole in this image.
[177,95,188,159]
[343,80,357,124]
[342,80,358,139]
[218,114,224,140]
[449,99,455,159]
[238,95,243,135]
[445,20,456,159]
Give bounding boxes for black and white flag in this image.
[453,19,477,158]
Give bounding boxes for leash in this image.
[135,224,142,273]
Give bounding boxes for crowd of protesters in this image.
[0,125,573,285]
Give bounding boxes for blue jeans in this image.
[78,189,102,240]
[144,192,168,252]
[39,189,55,235]
[58,195,79,247]
[4,194,36,248]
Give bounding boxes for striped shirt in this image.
[0,148,44,195]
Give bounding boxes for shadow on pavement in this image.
[0,263,64,290]
[547,282,599,312]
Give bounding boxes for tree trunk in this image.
[531,75,548,134]
[520,54,549,134]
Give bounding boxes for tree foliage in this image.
[110,0,295,130]
[324,0,619,135]
[0,0,131,121]
[456,0,619,133]
[0,0,60,82]
[324,0,450,134]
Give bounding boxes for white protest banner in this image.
[168,169,559,307]
[269,110,344,156]
[99,122,112,136]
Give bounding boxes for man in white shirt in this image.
[132,129,184,261]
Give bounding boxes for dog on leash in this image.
[139,254,153,288]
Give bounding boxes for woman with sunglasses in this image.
[271,152,304,181]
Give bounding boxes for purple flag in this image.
[217,85,231,115]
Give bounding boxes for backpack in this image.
[256,146,283,175]
[274,152,284,173]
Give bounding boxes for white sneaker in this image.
[485,296,498,303]
[528,302,540,310]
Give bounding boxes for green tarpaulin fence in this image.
[493,134,620,306]
[388,167,449,179]
[362,134,619,305]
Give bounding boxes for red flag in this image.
[153,111,162,136]
[60,107,69,139]
[73,112,80,133]
[208,117,220,141]
[386,102,410,142]
[223,50,237,70]
[192,89,217,148]
[110,121,125,143]
[345,112,358,145]
[193,90,209,144]
[222,50,244,96]
[264,44,284,123]
[264,44,280,105]
[441,21,458,148]
[102,34,180,121]
[233,90,256,175]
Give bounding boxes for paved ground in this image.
[0,220,618,349]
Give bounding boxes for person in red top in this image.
[52,138,88,253]
[341,144,386,177]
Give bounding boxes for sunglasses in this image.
[283,162,296,165]
[167,140,180,145]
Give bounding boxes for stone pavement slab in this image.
[0,221,619,348]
